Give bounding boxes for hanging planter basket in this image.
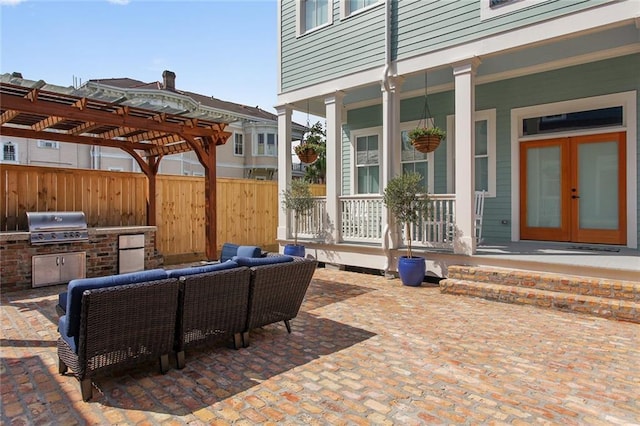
[411,135,442,153]
[296,147,318,164]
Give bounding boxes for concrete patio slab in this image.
[1,267,639,424]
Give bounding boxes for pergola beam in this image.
[2,94,223,138]
[0,81,232,261]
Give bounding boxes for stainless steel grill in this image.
[25,211,89,245]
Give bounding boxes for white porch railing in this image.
[293,194,461,247]
[407,194,456,249]
[297,197,327,239]
[340,195,385,242]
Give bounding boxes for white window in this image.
[37,140,59,149]
[256,133,277,157]
[480,0,544,20]
[344,0,377,17]
[400,121,433,193]
[298,0,332,35]
[446,109,496,197]
[234,133,244,156]
[2,141,17,162]
[352,129,380,194]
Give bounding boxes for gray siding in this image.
[281,0,609,92]
[344,54,639,243]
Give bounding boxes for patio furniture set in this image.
[54,243,318,401]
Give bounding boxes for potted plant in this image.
[408,126,446,153]
[281,179,315,257]
[295,121,326,164]
[382,172,431,286]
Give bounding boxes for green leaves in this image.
[382,172,431,257]
[408,126,446,141]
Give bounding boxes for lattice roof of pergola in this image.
[0,73,238,260]
[0,76,236,161]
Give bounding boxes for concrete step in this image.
[446,265,640,302]
[440,266,640,324]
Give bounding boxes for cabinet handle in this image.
[56,256,60,266]
[61,257,65,266]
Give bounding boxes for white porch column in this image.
[452,59,480,255]
[381,76,404,257]
[276,105,293,242]
[325,91,344,244]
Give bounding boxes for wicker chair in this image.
[242,257,318,346]
[57,279,180,401]
[173,267,252,368]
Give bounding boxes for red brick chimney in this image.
[162,70,176,91]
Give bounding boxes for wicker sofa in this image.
[167,262,252,369]
[57,275,180,401]
[235,256,318,347]
[55,248,317,401]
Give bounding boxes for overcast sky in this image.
[0,0,303,120]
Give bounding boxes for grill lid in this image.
[25,211,89,244]
[26,211,87,231]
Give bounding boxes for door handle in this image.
[572,195,580,199]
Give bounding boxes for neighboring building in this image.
[275,0,638,273]
[0,71,306,179]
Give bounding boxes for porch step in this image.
[440,265,640,324]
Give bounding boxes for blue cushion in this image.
[58,292,68,313]
[58,315,76,353]
[237,245,262,258]
[62,268,168,343]
[166,260,239,278]
[232,255,294,267]
[220,243,239,262]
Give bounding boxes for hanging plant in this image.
[295,121,325,164]
[409,71,445,154]
[408,126,446,154]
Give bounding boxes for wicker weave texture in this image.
[176,267,252,351]
[246,257,317,330]
[58,278,180,382]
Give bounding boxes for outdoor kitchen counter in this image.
[1,226,162,292]
[0,226,156,242]
[0,231,29,242]
[90,226,157,235]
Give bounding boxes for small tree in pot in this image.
[382,172,431,286]
[281,179,315,257]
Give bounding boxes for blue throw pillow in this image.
[166,260,239,278]
[237,245,262,258]
[232,255,293,267]
[219,243,239,262]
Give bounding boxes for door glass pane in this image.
[526,146,561,228]
[578,141,618,230]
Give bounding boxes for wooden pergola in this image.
[0,81,232,260]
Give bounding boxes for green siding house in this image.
[276,0,639,279]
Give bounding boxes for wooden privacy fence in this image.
[0,164,325,263]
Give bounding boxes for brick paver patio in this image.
[1,267,639,425]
